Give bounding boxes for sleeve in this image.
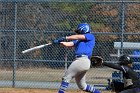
[103,62,124,71]
[72,40,78,46]
[84,33,94,41]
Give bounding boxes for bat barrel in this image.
[22,43,52,54]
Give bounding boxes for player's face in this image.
[127,63,132,67]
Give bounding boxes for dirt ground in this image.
[0,88,115,93]
[0,68,116,93]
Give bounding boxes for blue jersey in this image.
[72,33,95,58]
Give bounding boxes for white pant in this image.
[62,56,90,90]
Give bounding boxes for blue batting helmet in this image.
[75,23,90,34]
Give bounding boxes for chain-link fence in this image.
[0,0,140,90]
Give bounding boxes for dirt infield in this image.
[0,88,115,93]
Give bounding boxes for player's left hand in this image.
[53,37,66,44]
[53,39,60,44]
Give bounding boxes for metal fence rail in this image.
[0,0,139,90]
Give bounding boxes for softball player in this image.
[53,23,101,93]
[103,55,140,93]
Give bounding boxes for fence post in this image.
[64,53,68,72]
[120,1,126,55]
[12,1,17,88]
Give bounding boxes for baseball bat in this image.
[22,42,52,54]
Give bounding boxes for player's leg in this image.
[75,71,101,93]
[58,59,81,93]
[58,80,69,93]
[58,56,94,93]
[58,68,73,93]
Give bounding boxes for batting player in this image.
[53,23,101,93]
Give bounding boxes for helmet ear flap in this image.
[75,29,81,34]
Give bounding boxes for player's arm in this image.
[53,34,90,47]
[60,42,74,47]
[66,34,86,40]
[103,62,124,71]
[59,34,86,47]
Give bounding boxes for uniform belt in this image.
[75,55,88,58]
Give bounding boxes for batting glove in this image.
[53,39,60,44]
[57,37,66,42]
[53,37,66,44]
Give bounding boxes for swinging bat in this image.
[22,43,52,54]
